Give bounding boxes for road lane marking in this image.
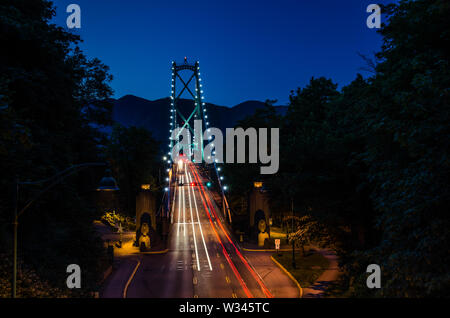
[122,258,141,298]
[220,263,225,270]
[232,293,237,298]
[225,276,230,284]
[190,165,273,298]
[186,168,200,271]
[193,276,198,285]
[177,175,182,236]
[189,163,253,298]
[171,179,177,224]
[182,175,186,236]
[188,171,213,271]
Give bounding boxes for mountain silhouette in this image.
[112,95,287,141]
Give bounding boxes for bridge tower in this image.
[168,57,209,161]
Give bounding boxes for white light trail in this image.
[185,167,201,271]
[177,175,182,236]
[188,171,212,271]
[171,180,177,224]
[182,175,186,236]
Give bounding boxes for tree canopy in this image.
[223,0,449,297]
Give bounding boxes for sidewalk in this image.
[301,248,341,298]
[243,251,300,298]
[94,221,167,298]
[241,241,301,252]
[100,255,140,298]
[241,240,341,298]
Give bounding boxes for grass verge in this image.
[273,250,329,288]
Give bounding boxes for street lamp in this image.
[96,168,120,191]
[11,163,118,298]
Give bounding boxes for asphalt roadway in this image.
[126,160,273,298]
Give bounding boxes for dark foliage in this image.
[0,0,113,296]
[223,0,449,297]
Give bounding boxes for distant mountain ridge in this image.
[112,95,287,142]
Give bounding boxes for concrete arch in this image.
[254,209,266,229]
[140,212,152,228]
[249,188,270,227]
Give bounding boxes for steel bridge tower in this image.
[165,58,231,223]
[168,57,209,161]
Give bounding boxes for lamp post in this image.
[291,198,296,269]
[11,163,119,298]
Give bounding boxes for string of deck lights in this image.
[195,62,228,194]
[164,60,228,195]
[163,61,178,192]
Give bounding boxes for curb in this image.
[270,256,303,298]
[122,259,141,298]
[242,247,300,253]
[139,248,169,255]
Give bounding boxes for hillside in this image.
[112,95,287,141]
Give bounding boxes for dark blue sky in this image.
[52,0,393,106]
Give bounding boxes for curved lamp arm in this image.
[16,162,106,219]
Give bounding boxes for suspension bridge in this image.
[125,59,275,298]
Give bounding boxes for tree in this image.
[349,0,450,297]
[107,125,160,215]
[285,215,329,256]
[0,0,113,296]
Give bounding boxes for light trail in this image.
[188,171,213,271]
[190,163,273,298]
[187,162,253,298]
[182,175,186,236]
[171,177,177,224]
[177,174,182,236]
[185,167,201,271]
